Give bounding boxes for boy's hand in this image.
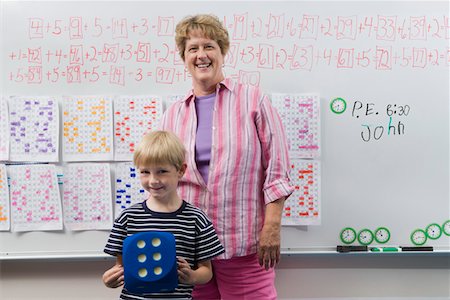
[177,257,196,285]
[103,264,124,288]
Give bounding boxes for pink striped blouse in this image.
[160,78,294,259]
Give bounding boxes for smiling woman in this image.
[183,32,225,95]
[158,14,294,300]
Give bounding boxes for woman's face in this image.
[184,30,225,93]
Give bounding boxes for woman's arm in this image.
[258,197,286,270]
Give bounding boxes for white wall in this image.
[1,255,449,299]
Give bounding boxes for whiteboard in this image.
[0,1,449,258]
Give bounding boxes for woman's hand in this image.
[258,197,285,270]
[258,222,281,270]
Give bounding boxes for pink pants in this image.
[192,253,277,300]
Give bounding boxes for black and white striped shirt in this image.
[104,200,224,300]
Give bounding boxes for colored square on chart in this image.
[114,162,148,217]
[62,95,113,161]
[0,99,9,161]
[8,96,59,162]
[8,164,62,232]
[113,95,163,161]
[272,94,321,159]
[282,160,321,226]
[0,164,10,231]
[62,163,113,230]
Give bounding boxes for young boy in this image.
[103,131,224,300]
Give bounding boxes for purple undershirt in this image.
[194,93,215,185]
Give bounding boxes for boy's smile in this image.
[138,163,186,211]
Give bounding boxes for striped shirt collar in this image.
[182,78,234,103]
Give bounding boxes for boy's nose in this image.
[149,175,160,183]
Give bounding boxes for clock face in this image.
[443,220,450,236]
[374,227,391,244]
[330,98,347,114]
[411,229,427,246]
[426,223,442,240]
[340,227,356,244]
[357,229,374,245]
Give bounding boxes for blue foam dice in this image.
[123,231,178,294]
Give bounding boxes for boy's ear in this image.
[178,163,187,177]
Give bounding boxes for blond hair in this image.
[175,14,230,61]
[133,131,186,171]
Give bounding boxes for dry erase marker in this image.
[370,247,399,252]
[337,245,368,253]
[400,246,434,252]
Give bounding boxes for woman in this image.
[103,14,293,299]
[161,14,294,299]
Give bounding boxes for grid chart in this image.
[8,96,59,162]
[283,160,321,226]
[62,163,113,230]
[0,99,9,161]
[62,95,113,161]
[272,94,320,159]
[115,162,148,218]
[8,164,62,231]
[113,96,163,161]
[0,164,10,231]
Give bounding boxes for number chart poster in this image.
[272,93,321,159]
[62,95,113,161]
[113,95,163,161]
[283,160,321,226]
[62,163,113,231]
[0,164,10,231]
[8,164,63,232]
[8,96,59,162]
[0,99,10,161]
[114,162,148,217]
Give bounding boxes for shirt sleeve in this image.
[103,213,127,256]
[256,93,295,204]
[195,212,225,262]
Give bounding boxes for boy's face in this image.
[138,163,186,202]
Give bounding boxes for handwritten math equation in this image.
[5,13,449,87]
[22,14,450,42]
